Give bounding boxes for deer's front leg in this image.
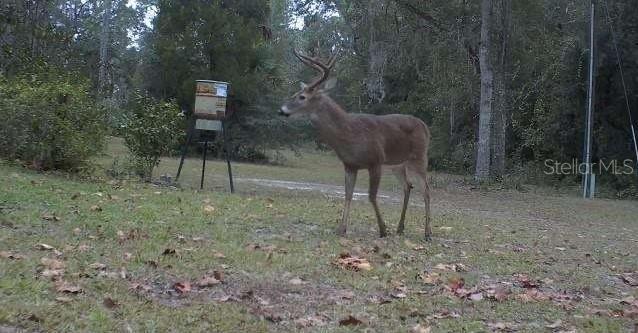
[368,165,387,238]
[337,166,357,236]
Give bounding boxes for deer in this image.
[279,50,433,240]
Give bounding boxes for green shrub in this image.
[122,92,183,180]
[0,69,106,171]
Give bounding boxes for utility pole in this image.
[583,0,596,199]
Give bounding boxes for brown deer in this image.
[280,50,432,240]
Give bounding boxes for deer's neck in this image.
[310,97,351,146]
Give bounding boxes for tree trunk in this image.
[98,0,111,97]
[475,0,493,181]
[365,0,387,105]
[490,0,511,179]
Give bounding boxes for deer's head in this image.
[279,50,337,117]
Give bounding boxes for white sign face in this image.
[195,119,223,132]
[215,83,228,97]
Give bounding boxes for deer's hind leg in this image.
[407,160,432,241]
[392,165,412,235]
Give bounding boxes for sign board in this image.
[195,119,223,132]
[194,80,229,120]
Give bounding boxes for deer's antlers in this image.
[293,49,337,90]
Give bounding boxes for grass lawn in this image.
[1,138,638,332]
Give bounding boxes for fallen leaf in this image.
[41,214,60,221]
[197,275,221,287]
[213,251,226,259]
[487,321,516,331]
[430,309,461,319]
[339,315,363,326]
[334,253,372,271]
[162,248,176,256]
[77,244,90,252]
[203,205,215,214]
[0,251,23,260]
[129,282,152,292]
[173,281,191,293]
[546,319,563,329]
[35,243,56,251]
[418,271,441,285]
[55,296,73,303]
[89,205,102,212]
[72,228,82,235]
[335,290,355,300]
[445,276,465,292]
[41,257,65,270]
[55,280,82,293]
[103,297,119,309]
[410,324,432,333]
[621,272,638,287]
[469,292,484,301]
[40,269,64,279]
[294,314,329,328]
[434,263,468,272]
[514,274,541,289]
[289,277,304,285]
[88,262,107,270]
[213,294,235,302]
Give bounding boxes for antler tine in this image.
[293,49,323,72]
[293,49,338,90]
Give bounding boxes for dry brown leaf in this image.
[445,276,465,292]
[40,269,64,279]
[1,251,24,260]
[546,319,563,329]
[55,296,73,303]
[514,274,541,289]
[289,277,304,285]
[197,276,221,287]
[173,281,191,293]
[335,290,355,300]
[487,321,516,331]
[410,324,432,333]
[55,280,82,293]
[294,314,329,328]
[338,315,363,326]
[89,205,102,212]
[41,257,65,270]
[203,205,215,214]
[35,243,56,251]
[213,251,226,259]
[621,272,638,287]
[41,214,60,221]
[88,262,107,270]
[103,297,119,309]
[334,253,372,271]
[418,271,441,285]
[77,244,91,252]
[434,263,468,272]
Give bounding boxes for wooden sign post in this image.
[175,80,234,193]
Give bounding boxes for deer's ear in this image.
[300,82,308,90]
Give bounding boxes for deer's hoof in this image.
[379,230,388,238]
[424,234,432,242]
[396,227,404,235]
[336,226,347,236]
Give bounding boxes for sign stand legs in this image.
[175,117,195,182]
[222,121,235,193]
[201,139,208,190]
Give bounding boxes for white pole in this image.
[583,0,596,199]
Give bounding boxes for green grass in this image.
[1,139,638,332]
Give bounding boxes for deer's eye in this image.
[299,95,306,100]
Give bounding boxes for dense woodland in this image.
[1,0,637,196]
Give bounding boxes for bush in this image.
[122,92,183,180]
[0,69,106,171]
